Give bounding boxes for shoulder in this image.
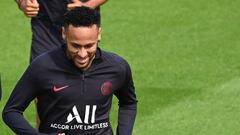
[100,50,132,75]
[101,50,130,68]
[29,47,63,71]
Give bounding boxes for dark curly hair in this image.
[64,6,100,28]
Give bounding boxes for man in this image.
[15,0,108,128]
[3,7,137,135]
[15,0,108,62]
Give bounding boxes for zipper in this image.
[81,72,85,94]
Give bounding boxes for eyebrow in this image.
[70,42,95,47]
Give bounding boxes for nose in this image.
[77,48,88,58]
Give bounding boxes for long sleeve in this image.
[114,61,138,135]
[2,64,56,135]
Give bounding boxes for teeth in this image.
[77,58,88,64]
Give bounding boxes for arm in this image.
[15,0,39,17]
[67,0,108,10]
[114,61,138,135]
[2,65,56,135]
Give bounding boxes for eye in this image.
[85,43,94,49]
[71,43,79,48]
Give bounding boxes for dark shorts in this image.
[30,19,64,62]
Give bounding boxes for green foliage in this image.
[1,0,240,134]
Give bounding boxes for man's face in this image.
[63,24,101,71]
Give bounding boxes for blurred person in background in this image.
[15,0,107,62]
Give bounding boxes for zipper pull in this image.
[82,73,85,81]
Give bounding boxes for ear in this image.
[62,27,66,40]
[98,27,101,41]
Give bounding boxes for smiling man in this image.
[2,7,137,135]
[63,24,100,71]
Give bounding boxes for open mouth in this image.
[75,58,88,65]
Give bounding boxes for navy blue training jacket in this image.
[3,45,137,135]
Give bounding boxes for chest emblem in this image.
[101,82,113,96]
